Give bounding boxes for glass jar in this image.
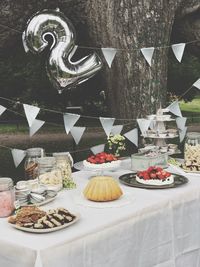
[24,147,44,180]
[184,132,200,171]
[38,157,63,191]
[0,178,15,217]
[53,152,76,189]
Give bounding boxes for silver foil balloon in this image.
[22,9,103,93]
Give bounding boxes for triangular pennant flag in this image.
[29,119,45,137]
[150,120,156,130]
[0,105,6,116]
[111,125,123,135]
[11,149,26,167]
[23,104,40,127]
[179,127,187,142]
[167,101,182,117]
[171,43,186,62]
[176,117,187,131]
[193,78,200,90]
[124,128,138,147]
[99,117,115,137]
[137,119,151,135]
[101,48,117,68]
[63,113,80,134]
[90,144,105,155]
[140,47,155,66]
[70,126,86,145]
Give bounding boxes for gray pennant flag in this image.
[124,128,138,147]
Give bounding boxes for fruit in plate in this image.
[136,166,174,186]
[83,152,121,169]
[87,152,118,164]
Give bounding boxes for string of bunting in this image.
[0,83,199,169]
[0,23,199,68]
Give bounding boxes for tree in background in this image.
[0,0,199,119]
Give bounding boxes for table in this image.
[1,166,200,267]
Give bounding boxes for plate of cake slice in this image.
[8,206,80,233]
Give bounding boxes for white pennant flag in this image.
[150,120,156,130]
[101,48,117,68]
[124,128,138,147]
[167,101,182,117]
[140,47,155,66]
[99,117,115,137]
[0,105,6,116]
[137,119,151,135]
[63,113,80,134]
[176,117,187,131]
[171,43,186,62]
[11,149,26,167]
[23,104,40,127]
[179,127,187,142]
[111,125,123,135]
[70,126,86,145]
[90,144,105,155]
[193,78,200,90]
[29,119,45,137]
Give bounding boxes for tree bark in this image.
[84,0,199,119]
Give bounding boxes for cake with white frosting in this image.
[136,166,174,186]
[83,152,121,170]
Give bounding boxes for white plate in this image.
[74,193,133,208]
[26,196,57,207]
[9,213,80,233]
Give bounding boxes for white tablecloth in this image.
[1,167,200,267]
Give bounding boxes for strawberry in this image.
[150,173,157,179]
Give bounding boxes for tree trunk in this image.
[84,0,198,119]
[84,0,177,119]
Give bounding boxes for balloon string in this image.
[0,22,199,51]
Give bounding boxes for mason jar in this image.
[184,132,200,171]
[0,178,15,217]
[53,152,76,189]
[38,157,63,191]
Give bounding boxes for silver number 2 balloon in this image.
[22,9,103,93]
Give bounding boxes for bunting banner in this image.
[111,125,123,135]
[90,144,105,155]
[140,47,155,66]
[171,43,186,63]
[63,113,80,134]
[99,117,115,137]
[137,119,151,135]
[101,48,117,68]
[193,78,200,90]
[29,119,45,137]
[70,126,86,145]
[179,127,187,142]
[167,101,182,117]
[124,128,138,147]
[176,117,187,131]
[23,104,40,127]
[11,149,26,167]
[0,105,6,116]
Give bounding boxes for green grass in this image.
[179,95,200,123]
[180,95,200,113]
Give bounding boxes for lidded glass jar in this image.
[53,152,76,189]
[184,132,200,171]
[0,178,15,217]
[24,147,45,180]
[37,157,63,191]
